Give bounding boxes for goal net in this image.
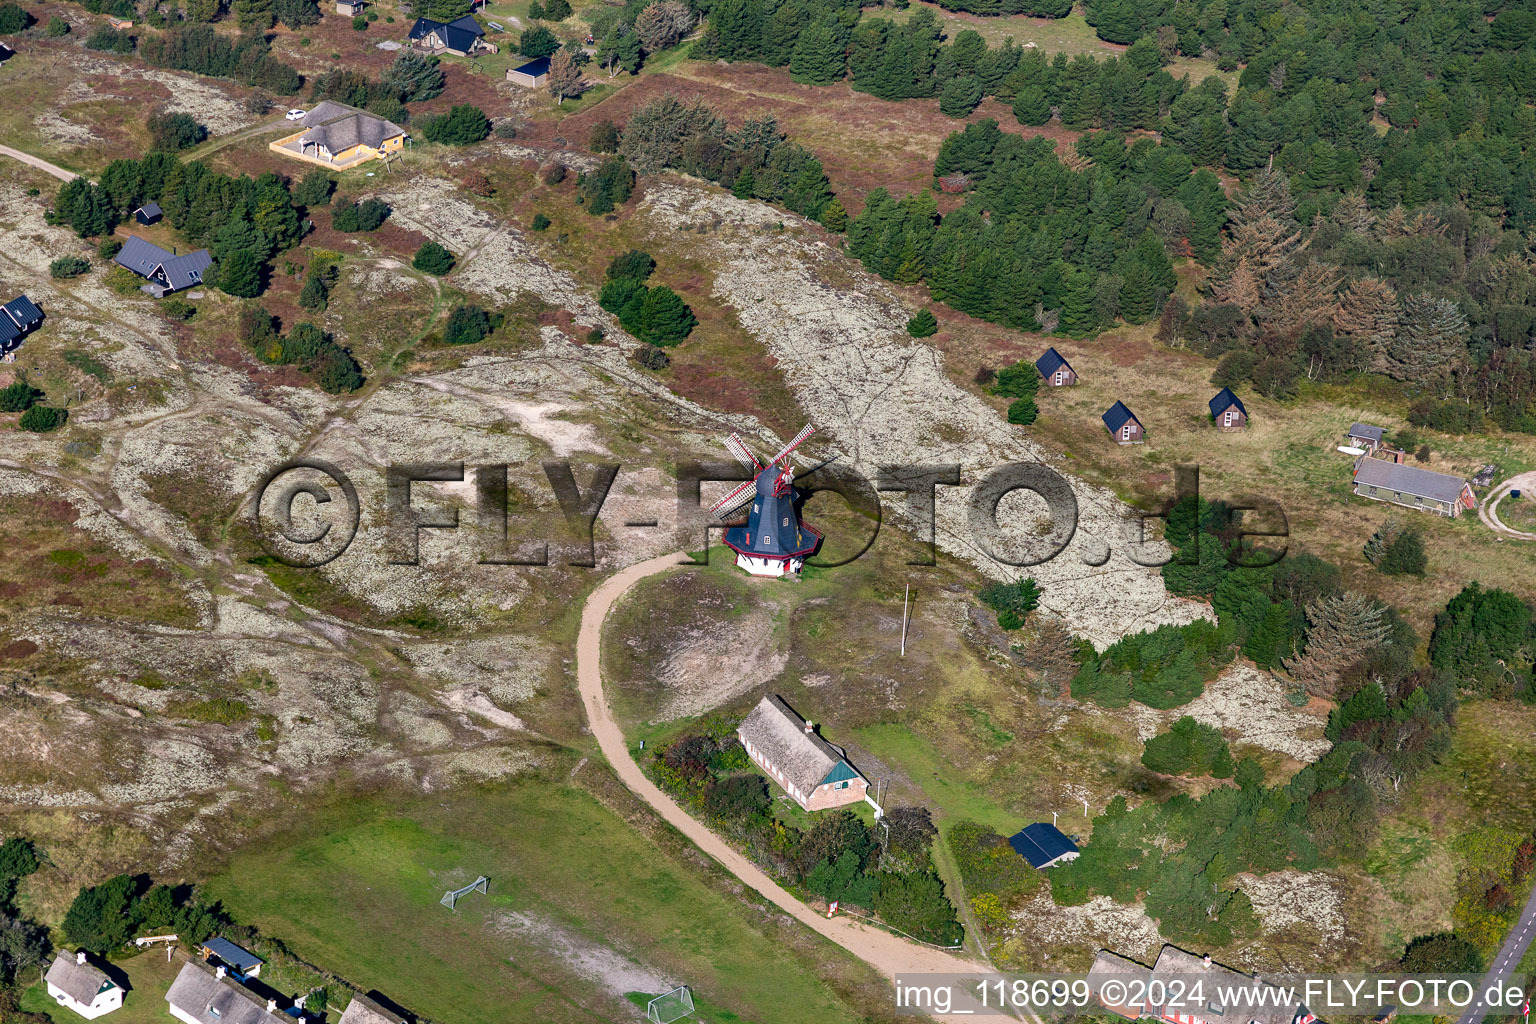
[646,987,694,1024]
[439,875,489,910]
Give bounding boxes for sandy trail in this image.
[0,144,78,182]
[577,551,1026,1024]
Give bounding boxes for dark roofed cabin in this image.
[1035,347,1077,387]
[407,14,492,55]
[1209,387,1247,431]
[1347,422,1385,453]
[1008,822,1080,868]
[508,56,551,87]
[133,202,162,225]
[113,236,211,297]
[1102,401,1144,445]
[1,294,43,354]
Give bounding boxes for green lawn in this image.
[202,775,881,1024]
[852,723,1017,834]
[20,948,184,1024]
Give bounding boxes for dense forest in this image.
[685,0,1536,433]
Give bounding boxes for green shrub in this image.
[97,238,121,259]
[351,13,367,28]
[906,308,937,337]
[331,197,389,231]
[161,298,197,321]
[419,104,490,145]
[19,406,68,432]
[0,3,35,32]
[412,240,455,275]
[45,15,70,36]
[579,156,634,215]
[0,380,41,412]
[531,212,551,231]
[978,577,1040,630]
[50,255,91,279]
[606,249,656,282]
[1141,716,1234,777]
[1006,396,1038,425]
[992,361,1040,399]
[443,304,491,345]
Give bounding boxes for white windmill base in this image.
[735,553,804,577]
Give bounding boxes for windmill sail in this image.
[724,434,761,471]
[766,424,816,467]
[709,478,758,520]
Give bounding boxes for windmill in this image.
[710,425,823,577]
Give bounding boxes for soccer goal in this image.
[439,875,489,910]
[646,987,694,1024]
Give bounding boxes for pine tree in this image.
[546,49,583,104]
[219,251,263,298]
[1013,86,1051,126]
[543,0,571,18]
[1118,261,1154,322]
[1057,270,1097,335]
[1362,516,1402,566]
[1386,294,1470,389]
[298,273,328,311]
[1379,529,1427,577]
[1334,277,1399,372]
[634,286,696,345]
[1268,261,1341,336]
[635,0,688,51]
[819,197,847,232]
[789,17,844,85]
[1283,591,1391,698]
[597,27,643,76]
[939,75,984,118]
[732,167,756,199]
[234,0,274,29]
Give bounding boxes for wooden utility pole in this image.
[900,584,910,657]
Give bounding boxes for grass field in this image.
[201,769,890,1024]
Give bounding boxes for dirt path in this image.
[1479,471,1536,540]
[0,144,79,182]
[578,551,1024,1024]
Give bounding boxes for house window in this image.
[1121,424,1132,441]
[1223,410,1234,426]
[836,780,849,789]
[1055,371,1064,385]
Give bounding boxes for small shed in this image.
[200,937,263,978]
[107,17,132,28]
[133,202,162,226]
[508,55,551,87]
[335,0,364,12]
[1101,401,1144,445]
[0,42,14,63]
[1209,387,1247,431]
[1347,422,1385,453]
[1008,822,1080,868]
[1035,346,1076,386]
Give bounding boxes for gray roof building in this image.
[45,950,116,1007]
[113,236,211,293]
[338,994,408,1024]
[166,963,287,1024]
[1353,458,1470,506]
[1348,422,1385,444]
[737,695,863,797]
[1088,950,1152,1019]
[1150,946,1315,1024]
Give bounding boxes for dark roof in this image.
[408,13,483,50]
[45,951,114,1005]
[114,237,210,290]
[737,695,863,796]
[1209,387,1246,418]
[113,235,172,276]
[299,100,362,128]
[1035,346,1072,378]
[135,201,162,218]
[1349,422,1385,443]
[203,938,264,972]
[300,112,404,153]
[1008,822,1079,868]
[3,294,43,328]
[1354,458,1468,504]
[513,56,551,76]
[166,963,286,1024]
[1101,401,1140,434]
[722,464,818,561]
[0,315,18,346]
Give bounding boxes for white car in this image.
[285,108,306,121]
